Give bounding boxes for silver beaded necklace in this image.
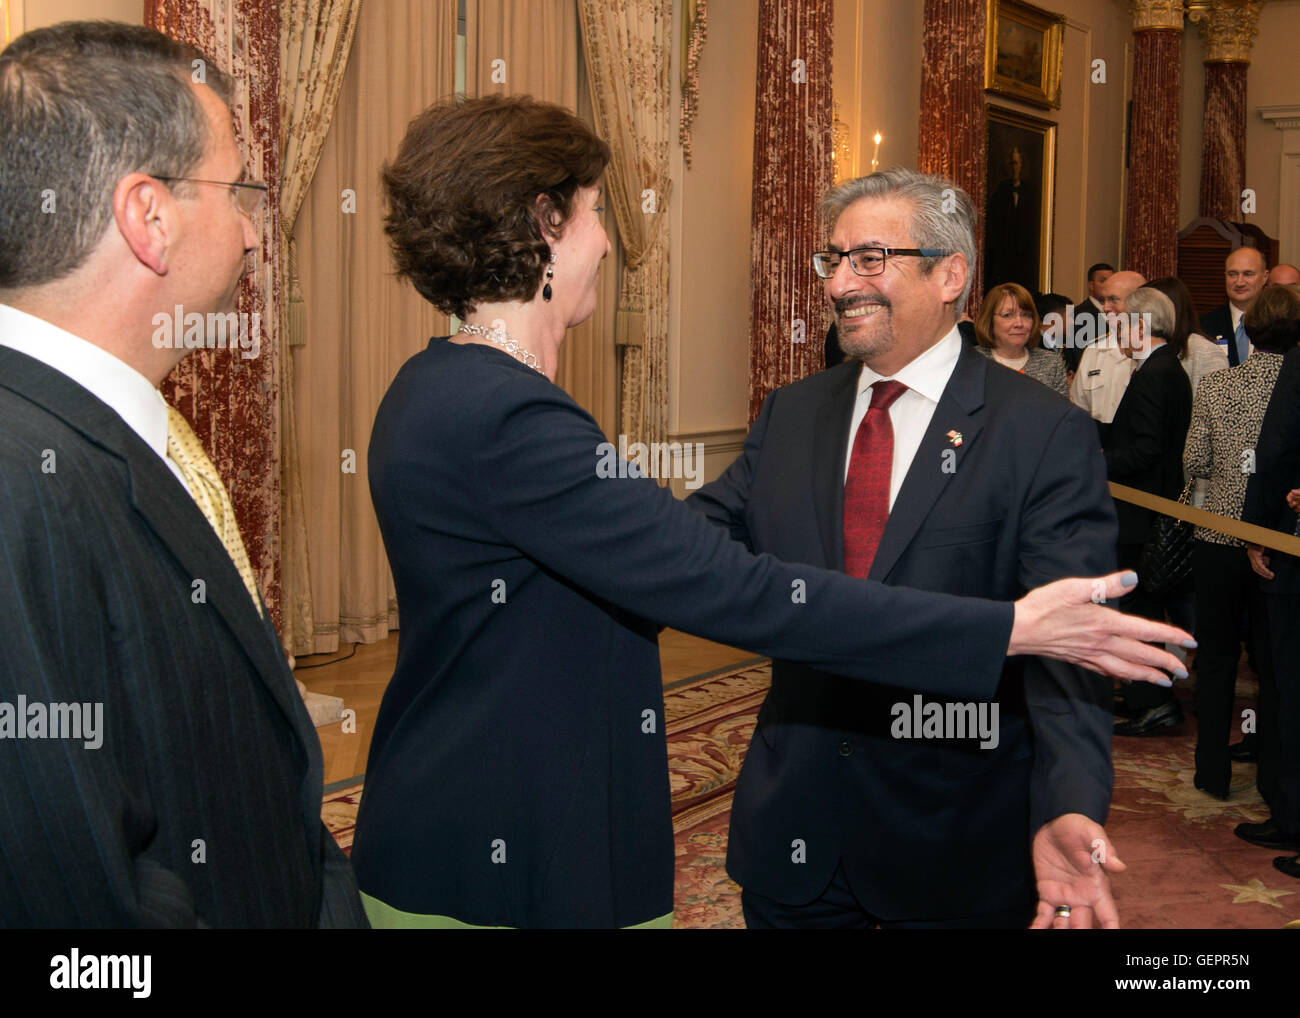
[457,323,543,374]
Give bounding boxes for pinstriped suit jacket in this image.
[0,347,366,927]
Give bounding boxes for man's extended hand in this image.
[1030,813,1126,929]
[1009,570,1192,685]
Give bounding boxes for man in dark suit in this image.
[1201,247,1269,367]
[1065,262,1113,375]
[1241,341,1300,875]
[0,22,365,926]
[1107,288,1194,736]
[690,168,1132,928]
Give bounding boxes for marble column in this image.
[918,0,986,311]
[1123,0,1184,279]
[748,0,834,422]
[1189,1,1263,221]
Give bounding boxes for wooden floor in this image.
[297,630,753,784]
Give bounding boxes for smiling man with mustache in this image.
[688,167,1155,929]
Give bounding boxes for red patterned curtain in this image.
[918,0,986,313]
[145,1,283,623]
[748,0,833,424]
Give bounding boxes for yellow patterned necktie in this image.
[165,405,264,618]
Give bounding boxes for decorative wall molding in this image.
[1259,105,1300,263]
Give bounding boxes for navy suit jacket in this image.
[1104,343,1193,545]
[0,347,366,927]
[1244,344,1300,593]
[1200,304,1241,367]
[688,344,1116,919]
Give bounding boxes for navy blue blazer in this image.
[1105,343,1193,545]
[1244,344,1300,593]
[1200,304,1241,367]
[354,338,1017,928]
[688,344,1117,918]
[0,347,366,927]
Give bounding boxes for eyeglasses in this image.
[811,246,951,278]
[152,176,269,217]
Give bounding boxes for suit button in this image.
[838,741,853,757]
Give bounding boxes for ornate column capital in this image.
[1130,0,1186,32]
[1188,0,1263,63]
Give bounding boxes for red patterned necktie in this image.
[843,380,908,577]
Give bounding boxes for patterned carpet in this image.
[321,658,1300,928]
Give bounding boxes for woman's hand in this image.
[1009,571,1192,684]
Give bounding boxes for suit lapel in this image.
[869,345,987,582]
[811,364,861,569]
[0,348,307,739]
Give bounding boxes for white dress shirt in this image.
[0,303,188,490]
[1069,332,1134,424]
[843,325,963,511]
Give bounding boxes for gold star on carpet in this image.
[1220,879,1296,908]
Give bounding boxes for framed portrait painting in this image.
[984,105,1056,296]
[984,0,1065,109]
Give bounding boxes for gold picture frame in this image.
[985,0,1064,110]
[2,1,19,47]
[984,104,1057,295]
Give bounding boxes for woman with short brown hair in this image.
[974,282,1068,396]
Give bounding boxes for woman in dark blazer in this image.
[352,95,1190,928]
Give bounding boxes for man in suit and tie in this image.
[1079,263,1114,319]
[0,22,366,926]
[1064,262,1113,376]
[689,168,1129,928]
[1201,247,1269,367]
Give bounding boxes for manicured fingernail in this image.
[1173,667,1188,680]
[1181,639,1197,649]
[1120,571,1138,586]
[1157,677,1173,687]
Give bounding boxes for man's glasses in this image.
[811,246,951,278]
[152,176,269,217]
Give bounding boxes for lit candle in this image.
[871,132,882,172]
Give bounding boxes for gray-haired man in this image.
[690,167,1146,928]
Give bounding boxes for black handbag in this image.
[1139,478,1195,598]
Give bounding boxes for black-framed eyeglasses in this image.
[811,246,951,278]
[152,176,269,217]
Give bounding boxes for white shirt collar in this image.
[855,324,963,404]
[0,302,170,460]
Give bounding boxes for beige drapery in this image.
[466,0,620,440]
[278,0,362,654]
[293,0,456,652]
[577,0,672,449]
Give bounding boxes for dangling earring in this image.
[543,251,556,302]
